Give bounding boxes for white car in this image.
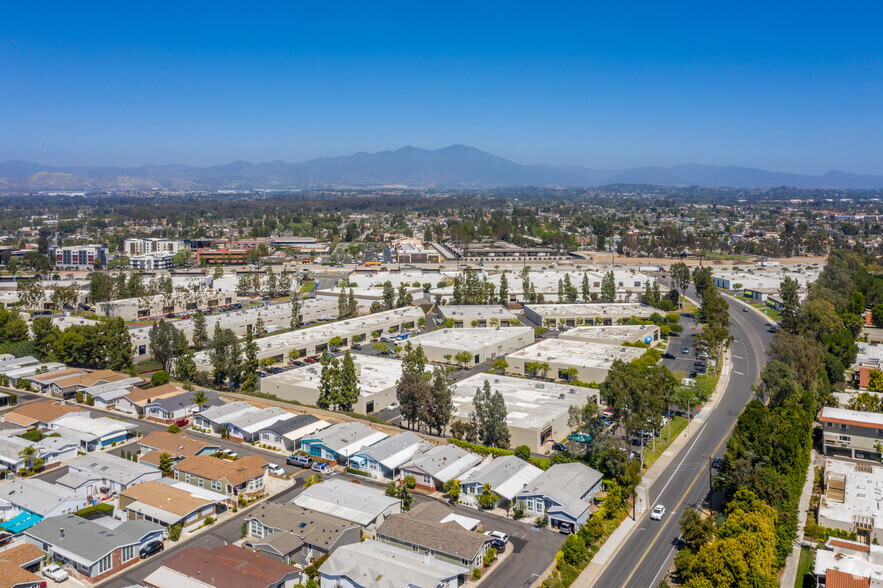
[484,530,509,544]
[43,564,69,582]
[220,448,238,458]
[267,464,285,476]
[387,402,401,410]
[650,505,666,520]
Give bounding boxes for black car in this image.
[488,537,507,551]
[711,457,722,469]
[268,367,283,374]
[552,442,568,452]
[693,361,706,368]
[351,344,362,351]
[661,352,676,359]
[140,541,164,559]
[291,361,306,367]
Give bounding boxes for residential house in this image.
[4,363,67,388]
[459,455,543,509]
[119,480,220,532]
[173,455,268,504]
[819,406,883,460]
[377,513,490,572]
[23,514,163,582]
[192,401,256,434]
[399,444,483,492]
[0,435,78,473]
[515,463,603,531]
[2,401,87,429]
[144,389,223,424]
[143,544,301,588]
[137,431,220,470]
[292,478,401,529]
[49,369,133,400]
[245,502,361,567]
[320,540,466,588]
[0,544,46,588]
[224,407,299,443]
[299,422,388,465]
[24,367,87,393]
[55,453,162,496]
[0,479,87,532]
[257,414,330,452]
[813,537,883,587]
[48,413,138,451]
[350,432,430,480]
[86,379,143,410]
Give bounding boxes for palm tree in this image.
[850,392,880,412]
[191,390,208,413]
[18,445,36,471]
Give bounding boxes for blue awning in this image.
[0,512,29,530]
[7,513,42,533]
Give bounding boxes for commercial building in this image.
[818,457,883,543]
[292,478,401,529]
[450,374,599,452]
[195,248,250,265]
[819,406,883,460]
[523,303,656,327]
[193,306,424,370]
[49,244,108,270]
[506,339,645,383]
[320,540,466,588]
[94,290,243,322]
[559,324,660,346]
[123,238,186,256]
[245,502,361,567]
[394,241,442,264]
[436,305,519,327]
[410,327,534,367]
[260,355,404,415]
[143,545,301,588]
[23,515,163,582]
[130,252,174,271]
[515,463,604,531]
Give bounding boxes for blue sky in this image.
[2,1,882,173]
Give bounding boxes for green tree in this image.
[149,320,180,373]
[779,275,800,331]
[158,451,175,477]
[453,350,472,368]
[401,341,427,377]
[443,478,460,501]
[176,349,196,382]
[338,351,360,412]
[396,371,430,430]
[382,281,395,310]
[151,371,170,386]
[240,331,260,393]
[680,508,715,550]
[474,380,510,448]
[427,367,453,435]
[601,271,616,303]
[290,295,302,329]
[477,482,500,510]
[581,271,591,302]
[102,318,134,371]
[317,354,341,410]
[192,312,209,350]
[498,271,509,306]
[191,389,209,413]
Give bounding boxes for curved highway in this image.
[592,286,774,588]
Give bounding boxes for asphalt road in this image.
[593,287,774,588]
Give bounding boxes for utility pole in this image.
[704,455,715,514]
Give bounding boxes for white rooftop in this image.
[820,457,883,528]
[292,478,399,526]
[523,303,656,318]
[507,338,645,367]
[261,354,404,396]
[437,305,518,321]
[411,326,533,353]
[560,325,659,345]
[452,373,598,430]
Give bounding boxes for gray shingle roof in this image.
[517,462,602,519]
[378,513,489,559]
[25,514,161,563]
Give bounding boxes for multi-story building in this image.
[123,238,185,256]
[819,406,883,460]
[130,252,174,270]
[195,247,249,265]
[49,245,108,270]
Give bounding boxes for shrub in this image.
[167,424,181,434]
[151,371,170,386]
[483,547,497,567]
[76,391,83,403]
[472,568,482,580]
[346,467,371,477]
[204,516,216,525]
[75,503,114,520]
[169,523,182,541]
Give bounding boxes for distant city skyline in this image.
[2,2,882,174]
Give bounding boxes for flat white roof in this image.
[507,338,645,367]
[452,373,598,431]
[437,305,518,321]
[410,327,533,353]
[262,354,403,396]
[523,303,656,318]
[820,458,883,528]
[560,325,659,345]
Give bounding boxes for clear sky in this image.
[2,1,882,174]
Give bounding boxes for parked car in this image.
[351,344,362,351]
[558,522,574,535]
[487,537,507,551]
[287,454,312,468]
[267,463,285,476]
[387,401,401,410]
[661,352,676,359]
[568,433,592,444]
[268,367,283,374]
[304,357,317,364]
[140,540,164,559]
[220,448,238,459]
[311,461,326,473]
[484,530,509,544]
[552,442,568,452]
[742,307,749,312]
[711,457,722,469]
[43,564,69,582]
[682,347,690,354]
[693,361,706,368]
[650,505,666,520]
[291,360,306,367]
[174,418,189,428]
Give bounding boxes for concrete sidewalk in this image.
[570,349,733,588]
[780,450,819,588]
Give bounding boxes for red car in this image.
[175,419,189,428]
[304,357,317,364]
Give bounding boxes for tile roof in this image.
[152,544,300,588]
[139,431,218,462]
[125,383,189,406]
[175,455,267,487]
[4,400,87,426]
[51,369,130,389]
[827,569,871,588]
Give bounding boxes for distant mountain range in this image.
[2,145,883,191]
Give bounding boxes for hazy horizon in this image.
[3,2,882,175]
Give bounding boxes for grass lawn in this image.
[641,416,689,472]
[298,281,316,293]
[795,546,814,588]
[683,303,699,314]
[735,294,782,321]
